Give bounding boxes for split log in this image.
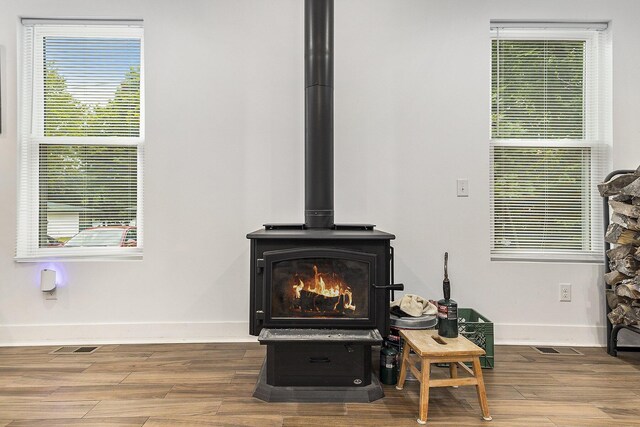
[607,244,635,261]
[620,176,640,197]
[609,200,640,219]
[615,281,640,299]
[605,223,640,245]
[604,270,630,286]
[611,255,640,277]
[633,197,640,206]
[636,246,640,261]
[624,307,640,326]
[299,289,342,313]
[608,304,631,325]
[612,194,633,203]
[598,173,638,197]
[611,213,640,231]
[608,304,640,326]
[607,290,632,310]
[608,244,638,270]
[606,290,616,310]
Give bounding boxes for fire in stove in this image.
[292,265,356,313]
[269,257,370,320]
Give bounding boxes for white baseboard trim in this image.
[0,321,256,347]
[495,323,607,347]
[0,321,608,347]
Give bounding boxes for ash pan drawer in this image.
[273,343,365,376]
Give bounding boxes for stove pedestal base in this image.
[254,328,384,402]
[253,362,384,402]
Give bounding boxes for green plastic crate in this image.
[458,308,494,369]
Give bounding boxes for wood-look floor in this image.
[0,342,638,426]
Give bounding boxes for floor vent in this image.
[50,346,99,355]
[532,346,583,356]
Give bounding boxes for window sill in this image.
[491,253,603,264]
[15,248,143,262]
[15,255,143,263]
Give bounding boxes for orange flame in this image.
[291,265,356,311]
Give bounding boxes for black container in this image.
[379,343,398,385]
[437,252,458,338]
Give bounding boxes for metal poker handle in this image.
[444,252,449,280]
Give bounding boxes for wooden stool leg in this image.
[417,357,430,424]
[472,357,492,421]
[396,342,412,391]
[449,362,458,388]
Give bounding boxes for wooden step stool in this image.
[395,329,492,424]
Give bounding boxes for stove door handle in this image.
[371,283,404,291]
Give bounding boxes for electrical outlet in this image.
[457,179,469,197]
[560,283,571,302]
[44,289,57,300]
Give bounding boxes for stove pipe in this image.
[304,0,334,228]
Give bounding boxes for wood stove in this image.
[248,225,400,401]
[247,0,402,402]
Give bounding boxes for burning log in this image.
[290,264,356,314]
[603,165,640,327]
[298,289,341,313]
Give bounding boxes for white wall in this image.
[0,0,639,346]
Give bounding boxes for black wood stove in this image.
[247,0,402,402]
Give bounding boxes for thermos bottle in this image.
[437,252,458,338]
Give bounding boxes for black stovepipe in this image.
[304,0,334,228]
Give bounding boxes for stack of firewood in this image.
[599,166,640,326]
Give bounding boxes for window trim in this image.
[489,24,610,263]
[16,20,145,262]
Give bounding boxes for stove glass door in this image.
[267,249,373,321]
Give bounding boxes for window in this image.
[490,23,610,262]
[17,20,144,260]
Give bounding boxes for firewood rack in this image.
[603,169,640,356]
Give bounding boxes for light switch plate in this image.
[457,179,469,197]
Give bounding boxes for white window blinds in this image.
[490,24,611,262]
[17,21,144,260]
